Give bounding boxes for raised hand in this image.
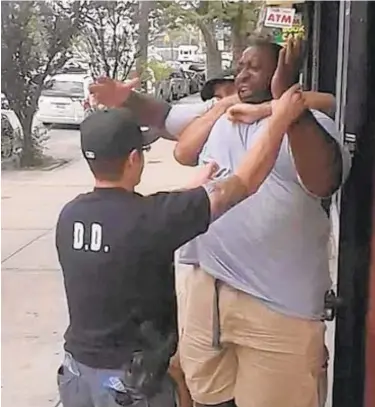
[271,84,307,127]
[271,38,302,99]
[89,77,140,108]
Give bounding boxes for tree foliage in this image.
[1,1,87,165]
[159,0,260,76]
[78,1,138,81]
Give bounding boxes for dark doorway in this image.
[332,2,375,407]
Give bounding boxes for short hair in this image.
[247,35,282,64]
[87,157,127,182]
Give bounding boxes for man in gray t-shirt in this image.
[90,38,350,407]
[169,41,350,407]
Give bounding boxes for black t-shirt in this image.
[56,187,210,369]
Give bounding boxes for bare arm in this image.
[173,97,236,166]
[303,92,336,117]
[269,39,342,197]
[123,91,172,128]
[227,92,335,125]
[288,111,342,197]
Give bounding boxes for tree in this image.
[221,1,259,66]
[78,1,137,81]
[159,1,260,77]
[135,0,153,80]
[1,1,87,166]
[160,1,222,78]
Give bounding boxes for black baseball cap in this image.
[80,108,157,161]
[200,70,235,101]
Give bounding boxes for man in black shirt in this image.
[56,85,306,407]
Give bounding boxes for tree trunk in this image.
[12,87,42,166]
[198,21,222,79]
[231,4,247,67]
[19,109,36,166]
[136,0,153,89]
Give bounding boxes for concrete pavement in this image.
[1,136,198,407]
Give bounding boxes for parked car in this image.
[36,73,93,126]
[155,79,172,102]
[188,63,206,73]
[155,69,189,102]
[169,70,189,100]
[185,70,202,94]
[1,93,24,160]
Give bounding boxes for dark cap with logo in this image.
[80,108,158,161]
[200,69,235,101]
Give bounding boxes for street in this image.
[45,127,81,163]
[1,97,200,407]
[2,94,337,407]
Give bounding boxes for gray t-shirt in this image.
[176,110,350,320]
[165,103,351,319]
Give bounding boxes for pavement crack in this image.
[1,229,53,264]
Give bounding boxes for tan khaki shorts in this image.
[170,265,197,371]
[179,268,327,407]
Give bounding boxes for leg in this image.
[171,264,198,407]
[180,268,236,405]
[230,292,325,407]
[169,352,193,407]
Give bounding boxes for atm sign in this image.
[264,7,296,28]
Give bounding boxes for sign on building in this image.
[274,13,305,46]
[264,7,296,28]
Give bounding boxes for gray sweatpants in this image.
[57,353,177,407]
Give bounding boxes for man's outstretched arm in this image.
[89,78,213,140]
[123,91,172,128]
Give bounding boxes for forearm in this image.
[206,116,287,220]
[303,92,336,117]
[122,91,172,128]
[174,100,228,166]
[288,110,342,197]
[241,91,336,121]
[252,102,272,120]
[235,116,287,194]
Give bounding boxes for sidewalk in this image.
[1,139,198,407]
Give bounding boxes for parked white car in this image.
[37,73,93,126]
